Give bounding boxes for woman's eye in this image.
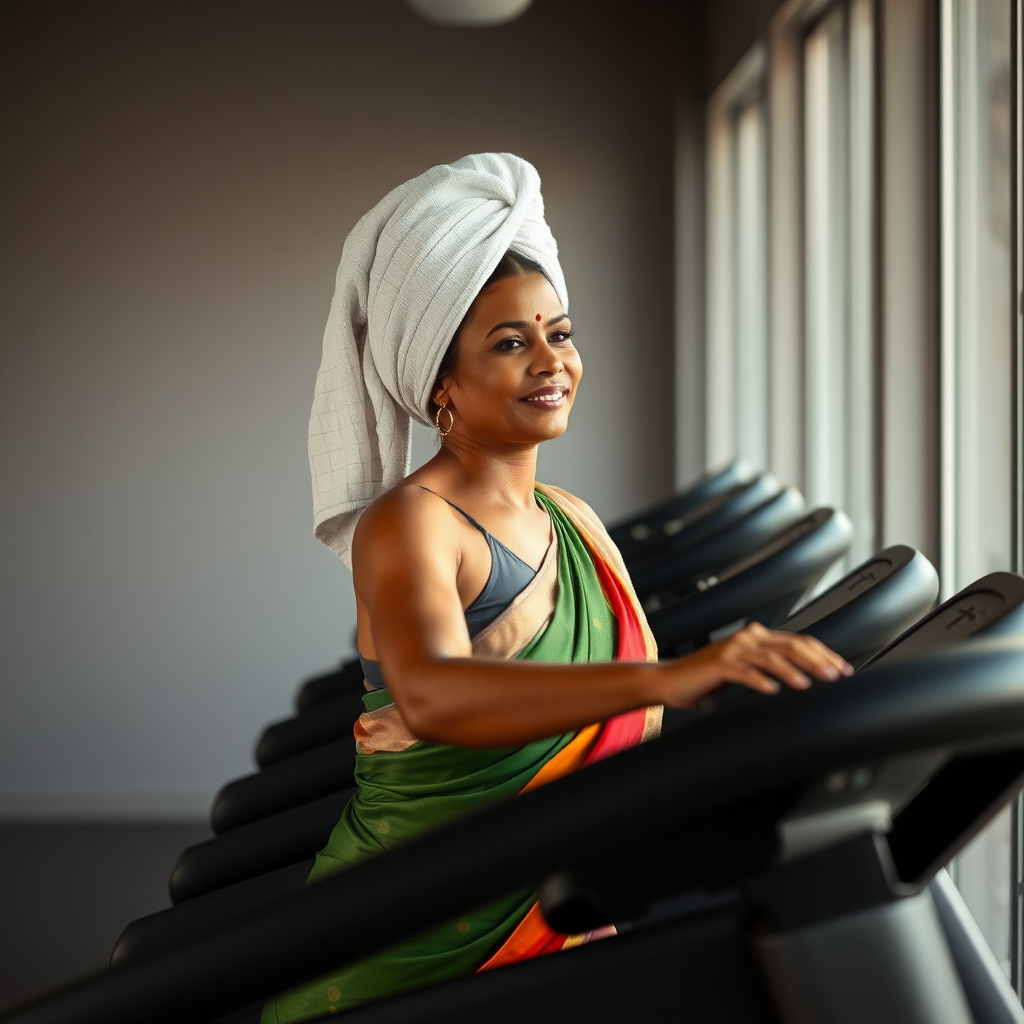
[550,330,575,344]
[494,337,525,351]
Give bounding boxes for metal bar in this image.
[938,0,957,601]
[1011,0,1023,999]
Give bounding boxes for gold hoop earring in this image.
[435,402,454,438]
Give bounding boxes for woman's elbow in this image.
[400,700,462,744]
[391,672,454,744]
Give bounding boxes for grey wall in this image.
[673,4,709,487]
[0,0,682,817]
[702,0,788,96]
[0,822,210,1011]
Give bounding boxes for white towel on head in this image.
[308,153,568,568]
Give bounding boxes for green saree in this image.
[262,488,659,1021]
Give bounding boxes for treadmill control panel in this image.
[783,558,894,631]
[714,511,830,585]
[778,748,948,862]
[874,589,1007,666]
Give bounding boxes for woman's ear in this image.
[432,385,448,408]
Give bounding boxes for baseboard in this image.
[0,788,211,821]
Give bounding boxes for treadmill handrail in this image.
[619,473,785,563]
[608,459,757,539]
[781,545,921,630]
[861,572,1024,670]
[783,547,940,667]
[647,508,853,648]
[629,487,806,595]
[6,638,1024,1024]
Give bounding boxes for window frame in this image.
[705,44,769,472]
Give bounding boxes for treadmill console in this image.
[783,557,895,631]
[711,510,832,586]
[864,573,1024,670]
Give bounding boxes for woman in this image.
[264,154,850,1021]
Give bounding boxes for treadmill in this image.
[111,545,942,972]
[164,505,853,896]
[8,633,1024,1024]
[606,459,757,550]
[616,472,786,564]
[214,538,932,842]
[646,507,853,653]
[629,485,805,598]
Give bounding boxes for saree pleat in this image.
[262,489,659,1022]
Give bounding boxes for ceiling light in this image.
[406,0,534,27]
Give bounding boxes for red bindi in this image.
[535,314,542,321]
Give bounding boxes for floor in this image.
[0,821,210,1013]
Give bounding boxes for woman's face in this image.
[434,272,582,448]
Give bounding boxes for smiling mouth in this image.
[522,386,570,405]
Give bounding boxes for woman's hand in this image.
[657,622,854,708]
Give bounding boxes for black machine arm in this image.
[5,639,1024,1024]
[607,459,756,548]
[647,507,853,652]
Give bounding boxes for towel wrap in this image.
[308,153,568,567]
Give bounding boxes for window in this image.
[803,0,875,567]
[700,0,1024,999]
[707,2,877,568]
[706,47,769,472]
[940,0,1016,981]
[735,98,770,470]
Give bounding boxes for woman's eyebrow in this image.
[485,313,570,338]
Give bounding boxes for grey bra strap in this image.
[417,486,489,535]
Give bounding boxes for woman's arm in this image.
[353,489,851,749]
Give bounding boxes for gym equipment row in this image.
[8,636,1024,1022]
[118,468,1008,933]
[6,462,1024,1023]
[110,562,1021,979]
[164,498,854,904]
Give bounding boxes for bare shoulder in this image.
[354,483,457,555]
[354,481,462,585]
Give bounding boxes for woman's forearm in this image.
[387,656,662,748]
[381,623,851,749]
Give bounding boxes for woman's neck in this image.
[426,439,539,510]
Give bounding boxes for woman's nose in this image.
[531,342,564,375]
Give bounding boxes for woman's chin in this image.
[524,418,570,444]
[517,404,571,432]
[462,411,571,447]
